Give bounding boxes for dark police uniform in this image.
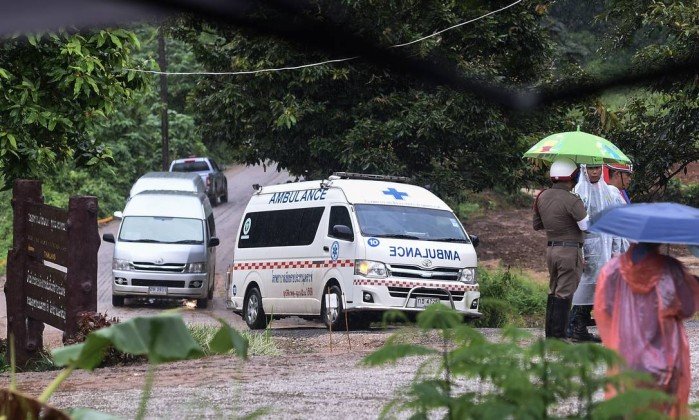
[533,183,587,338]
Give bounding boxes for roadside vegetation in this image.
[474,269,547,328]
[366,304,673,419]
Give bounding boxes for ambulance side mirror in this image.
[102,233,115,243]
[469,234,479,248]
[332,225,354,242]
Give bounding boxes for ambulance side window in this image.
[238,207,325,248]
[328,206,353,238]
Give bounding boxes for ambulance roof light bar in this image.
[329,172,412,183]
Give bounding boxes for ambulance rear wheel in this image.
[321,284,344,331]
[244,287,268,330]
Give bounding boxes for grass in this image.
[188,324,282,356]
[0,339,59,373]
[472,268,548,328]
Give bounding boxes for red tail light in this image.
[206,176,211,186]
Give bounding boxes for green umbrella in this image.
[523,131,632,165]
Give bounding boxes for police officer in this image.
[533,157,589,339]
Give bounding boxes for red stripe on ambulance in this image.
[353,278,479,292]
[233,259,354,271]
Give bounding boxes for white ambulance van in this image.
[226,173,480,330]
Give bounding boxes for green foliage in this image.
[0,29,148,187]
[473,269,547,327]
[4,313,249,419]
[366,305,672,419]
[577,0,699,201]
[174,0,562,196]
[52,313,247,369]
[661,180,699,208]
[188,323,281,356]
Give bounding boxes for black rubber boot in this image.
[565,305,580,338]
[545,294,555,338]
[550,296,571,340]
[571,306,601,343]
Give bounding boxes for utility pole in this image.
[158,26,170,171]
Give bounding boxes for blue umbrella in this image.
[589,202,699,245]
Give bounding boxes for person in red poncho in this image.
[594,242,699,418]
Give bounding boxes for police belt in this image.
[547,241,583,248]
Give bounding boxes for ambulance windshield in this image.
[355,204,469,243]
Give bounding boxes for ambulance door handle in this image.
[323,246,329,252]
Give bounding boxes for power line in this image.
[124,0,523,76]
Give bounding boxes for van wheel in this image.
[112,295,125,307]
[220,184,228,203]
[196,298,209,309]
[321,284,345,331]
[244,287,268,330]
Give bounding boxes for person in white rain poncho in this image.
[567,164,629,342]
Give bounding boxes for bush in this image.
[63,312,146,367]
[654,179,699,207]
[474,269,547,328]
[188,324,280,356]
[474,297,515,328]
[365,305,672,419]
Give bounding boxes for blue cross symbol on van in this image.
[383,188,408,200]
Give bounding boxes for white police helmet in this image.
[550,157,579,181]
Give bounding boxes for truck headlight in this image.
[184,262,206,273]
[459,268,477,284]
[113,258,131,271]
[355,260,388,278]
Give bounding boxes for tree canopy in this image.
[0,29,147,187]
[174,0,565,196]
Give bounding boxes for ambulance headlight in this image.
[459,268,477,284]
[113,258,132,271]
[184,262,206,273]
[355,260,388,278]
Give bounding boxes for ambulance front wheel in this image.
[244,287,269,330]
[321,284,345,331]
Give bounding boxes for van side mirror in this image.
[208,237,220,247]
[332,225,354,242]
[102,233,115,243]
[113,211,123,219]
[469,234,479,248]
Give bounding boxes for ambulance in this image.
[226,172,480,330]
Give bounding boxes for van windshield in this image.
[171,161,209,172]
[355,204,470,243]
[119,216,204,244]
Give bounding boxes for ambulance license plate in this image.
[148,286,167,296]
[415,297,440,308]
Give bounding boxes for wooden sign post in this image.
[4,180,99,366]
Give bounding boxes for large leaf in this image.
[52,313,205,370]
[68,407,121,420]
[208,317,249,358]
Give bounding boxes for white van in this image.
[129,171,206,199]
[226,172,480,330]
[103,191,220,308]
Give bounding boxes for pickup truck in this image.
[169,157,228,205]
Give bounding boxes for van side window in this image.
[328,206,353,238]
[238,207,325,248]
